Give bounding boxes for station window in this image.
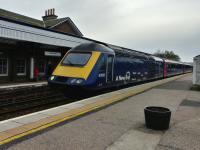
[37,60,46,74]
[16,59,26,75]
[0,58,8,76]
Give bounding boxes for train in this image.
[48,42,193,90]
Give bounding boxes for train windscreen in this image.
[62,52,91,66]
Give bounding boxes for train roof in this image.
[154,58,193,66]
[70,43,192,66]
[70,42,115,54]
[151,56,164,62]
[183,62,193,66]
[107,44,151,56]
[164,59,184,65]
[107,44,150,59]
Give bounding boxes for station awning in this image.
[0,17,90,48]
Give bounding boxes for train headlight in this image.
[76,79,84,84]
[50,76,55,80]
[70,79,77,84]
[68,78,84,85]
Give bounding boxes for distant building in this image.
[0,8,83,83]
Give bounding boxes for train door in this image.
[106,55,114,83]
[148,59,156,79]
[164,62,167,78]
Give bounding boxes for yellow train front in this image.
[48,42,115,90]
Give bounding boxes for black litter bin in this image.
[144,106,171,130]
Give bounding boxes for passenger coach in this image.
[48,42,192,90]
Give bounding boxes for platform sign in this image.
[193,55,200,85]
[44,51,61,57]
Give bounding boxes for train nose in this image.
[49,75,85,85]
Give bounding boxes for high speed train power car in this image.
[48,42,192,90]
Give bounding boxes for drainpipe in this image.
[30,57,34,79]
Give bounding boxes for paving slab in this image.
[107,129,162,150]
[13,113,50,124]
[155,88,200,150]
[156,119,200,150]
[0,121,22,133]
[57,103,85,110]
[0,82,47,89]
[40,107,70,116]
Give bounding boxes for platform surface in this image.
[0,81,47,89]
[1,74,200,150]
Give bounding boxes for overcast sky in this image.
[1,0,200,62]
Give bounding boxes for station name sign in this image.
[44,51,61,57]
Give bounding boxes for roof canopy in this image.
[0,17,88,47]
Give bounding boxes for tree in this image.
[153,50,181,61]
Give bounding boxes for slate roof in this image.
[0,8,83,36]
[44,17,67,28]
[0,8,44,27]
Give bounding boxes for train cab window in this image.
[62,52,91,66]
[16,59,26,76]
[0,58,8,76]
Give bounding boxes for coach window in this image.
[0,58,8,76]
[16,59,26,76]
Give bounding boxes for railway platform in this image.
[0,81,47,90]
[0,73,200,150]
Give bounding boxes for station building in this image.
[0,8,86,83]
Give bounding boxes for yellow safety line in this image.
[0,73,190,145]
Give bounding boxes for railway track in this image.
[0,83,115,121]
[0,86,76,121]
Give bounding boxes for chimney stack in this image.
[53,8,55,15]
[42,8,58,21]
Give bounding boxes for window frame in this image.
[16,59,26,76]
[37,59,46,76]
[0,58,8,76]
[61,52,92,67]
